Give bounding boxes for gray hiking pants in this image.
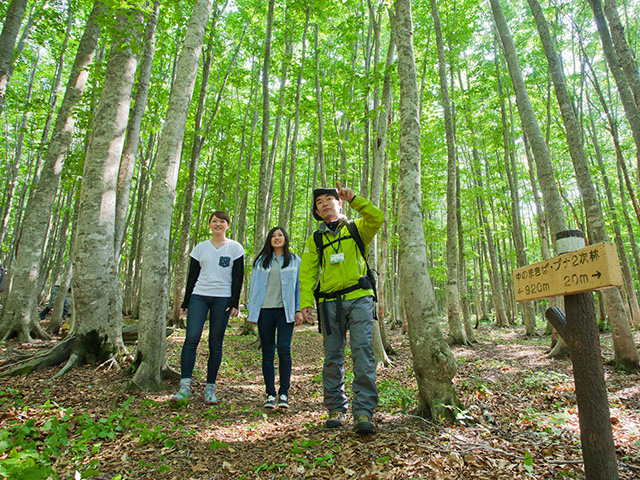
[320,296,377,417]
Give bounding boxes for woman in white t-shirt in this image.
[170,211,245,405]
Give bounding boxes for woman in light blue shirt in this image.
[247,227,303,409]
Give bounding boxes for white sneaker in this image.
[170,379,191,404]
[204,383,217,405]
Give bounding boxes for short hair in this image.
[209,210,231,225]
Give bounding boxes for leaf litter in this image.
[0,318,639,479]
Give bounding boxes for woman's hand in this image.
[227,307,239,317]
[295,311,304,326]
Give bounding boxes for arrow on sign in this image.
[592,271,602,279]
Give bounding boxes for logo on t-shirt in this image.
[219,256,231,268]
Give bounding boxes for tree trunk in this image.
[429,0,467,345]
[603,0,640,107]
[395,0,461,422]
[314,23,327,187]
[587,0,640,175]
[0,1,102,342]
[282,7,310,229]
[0,0,28,116]
[171,31,215,328]
[495,62,536,334]
[70,7,143,373]
[253,0,275,252]
[529,0,639,370]
[133,0,213,389]
[114,1,159,262]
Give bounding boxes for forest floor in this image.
[1,316,639,480]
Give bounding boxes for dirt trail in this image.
[1,320,639,479]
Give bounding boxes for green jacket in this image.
[299,195,383,309]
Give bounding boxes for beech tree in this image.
[0,1,102,342]
[132,0,214,389]
[395,0,461,422]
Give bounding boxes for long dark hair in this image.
[253,227,293,269]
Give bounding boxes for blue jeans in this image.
[257,308,294,397]
[181,295,231,384]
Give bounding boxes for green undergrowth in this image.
[0,389,179,479]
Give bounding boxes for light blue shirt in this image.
[247,254,301,324]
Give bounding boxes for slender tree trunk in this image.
[395,0,461,421]
[587,0,640,176]
[529,0,639,370]
[0,1,102,342]
[133,0,214,389]
[493,61,536,334]
[430,0,466,345]
[282,8,310,229]
[603,0,640,107]
[314,23,327,186]
[171,32,215,328]
[253,0,275,252]
[590,117,640,327]
[490,0,571,356]
[0,0,28,116]
[114,1,159,261]
[265,30,292,229]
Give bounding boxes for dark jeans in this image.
[257,308,294,397]
[181,294,231,384]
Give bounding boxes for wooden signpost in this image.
[513,242,623,302]
[514,230,622,480]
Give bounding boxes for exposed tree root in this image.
[0,319,51,343]
[0,337,74,377]
[54,351,83,378]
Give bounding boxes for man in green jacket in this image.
[300,182,383,435]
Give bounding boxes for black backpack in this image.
[312,221,377,302]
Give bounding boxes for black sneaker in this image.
[325,410,346,428]
[353,414,375,435]
[264,395,277,409]
[277,394,289,408]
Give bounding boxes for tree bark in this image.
[0,0,28,116]
[528,0,639,370]
[71,7,143,370]
[430,0,467,345]
[253,0,275,252]
[0,1,102,342]
[395,0,461,422]
[133,0,213,389]
[314,23,327,187]
[587,0,640,176]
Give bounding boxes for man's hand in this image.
[336,181,355,203]
[301,307,313,323]
[180,308,187,316]
[227,307,239,317]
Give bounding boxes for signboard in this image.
[514,242,624,302]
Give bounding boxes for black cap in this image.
[312,188,340,221]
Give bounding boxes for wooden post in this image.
[545,230,619,480]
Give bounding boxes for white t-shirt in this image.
[191,239,245,297]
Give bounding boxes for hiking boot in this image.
[353,414,375,435]
[203,383,217,405]
[264,395,277,409]
[325,410,346,428]
[277,394,289,409]
[170,378,191,404]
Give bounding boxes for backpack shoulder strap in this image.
[313,231,325,267]
[345,221,366,259]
